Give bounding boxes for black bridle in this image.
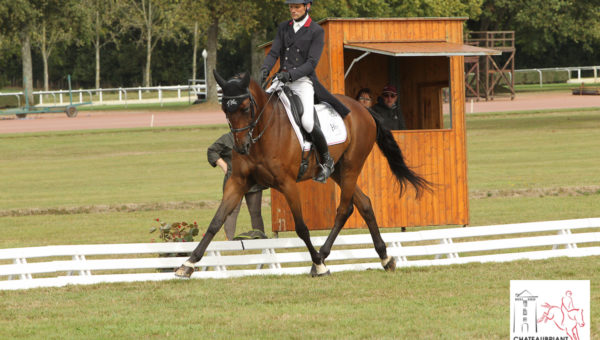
[223,86,277,148]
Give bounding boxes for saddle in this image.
[281,86,320,140]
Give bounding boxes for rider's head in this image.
[285,0,312,21]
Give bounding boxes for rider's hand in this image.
[275,72,292,83]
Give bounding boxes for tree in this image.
[470,0,600,67]
[77,0,124,89]
[30,0,81,91]
[120,0,183,87]
[176,0,209,81]
[181,1,258,103]
[0,0,40,104]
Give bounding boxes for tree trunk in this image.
[95,11,101,89]
[20,31,34,105]
[251,29,266,83]
[192,21,198,81]
[206,16,219,103]
[42,22,49,91]
[145,1,152,87]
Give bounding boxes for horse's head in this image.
[575,308,585,327]
[214,70,256,155]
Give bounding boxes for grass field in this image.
[0,108,599,338]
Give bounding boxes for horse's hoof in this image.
[382,256,396,272]
[310,263,331,277]
[174,265,194,278]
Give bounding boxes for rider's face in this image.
[289,4,309,20]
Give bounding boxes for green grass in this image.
[514,83,585,93]
[0,108,599,339]
[0,257,598,339]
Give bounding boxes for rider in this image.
[260,0,349,183]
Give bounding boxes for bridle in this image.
[223,85,277,148]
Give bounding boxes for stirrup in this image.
[314,156,334,183]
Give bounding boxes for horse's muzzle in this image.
[234,141,250,155]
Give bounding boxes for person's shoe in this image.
[314,153,334,183]
[233,229,268,240]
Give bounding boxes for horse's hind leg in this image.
[351,186,395,271]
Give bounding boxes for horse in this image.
[175,70,429,278]
[538,303,585,340]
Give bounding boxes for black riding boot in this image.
[310,124,334,183]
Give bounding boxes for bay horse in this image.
[175,71,429,278]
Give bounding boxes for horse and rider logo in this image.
[510,280,589,340]
[538,291,586,340]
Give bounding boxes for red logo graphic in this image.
[538,290,586,340]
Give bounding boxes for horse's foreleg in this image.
[175,185,244,278]
[318,171,355,261]
[279,180,325,276]
[352,186,394,271]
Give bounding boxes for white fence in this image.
[1,218,599,290]
[515,65,600,87]
[0,81,220,108]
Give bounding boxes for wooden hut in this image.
[266,18,499,233]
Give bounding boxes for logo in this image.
[511,280,590,340]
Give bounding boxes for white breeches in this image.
[267,76,315,132]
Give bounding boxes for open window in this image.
[343,41,498,131]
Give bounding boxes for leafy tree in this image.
[0,0,47,103]
[470,0,600,67]
[77,0,125,89]
[387,0,482,18]
[120,0,183,87]
[30,0,82,91]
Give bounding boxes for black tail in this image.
[371,111,431,197]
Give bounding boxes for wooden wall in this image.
[269,18,469,232]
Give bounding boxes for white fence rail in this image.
[1,218,599,290]
[514,65,600,87]
[0,81,221,107]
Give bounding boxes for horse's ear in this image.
[241,72,250,88]
[213,69,227,89]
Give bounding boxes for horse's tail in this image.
[370,109,431,197]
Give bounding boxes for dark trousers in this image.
[223,190,264,240]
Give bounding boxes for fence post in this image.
[534,69,542,87]
[138,87,142,101]
[99,89,103,104]
[59,91,64,104]
[39,93,43,105]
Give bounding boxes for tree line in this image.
[1,0,599,103]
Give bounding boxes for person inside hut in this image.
[207,132,267,240]
[372,84,406,130]
[259,0,350,183]
[355,88,373,108]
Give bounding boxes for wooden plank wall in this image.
[270,18,469,232]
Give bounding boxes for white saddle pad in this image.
[276,90,347,151]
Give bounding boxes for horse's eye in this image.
[243,106,251,114]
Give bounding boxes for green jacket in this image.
[207,132,265,193]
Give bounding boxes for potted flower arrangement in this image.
[149,219,200,270]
